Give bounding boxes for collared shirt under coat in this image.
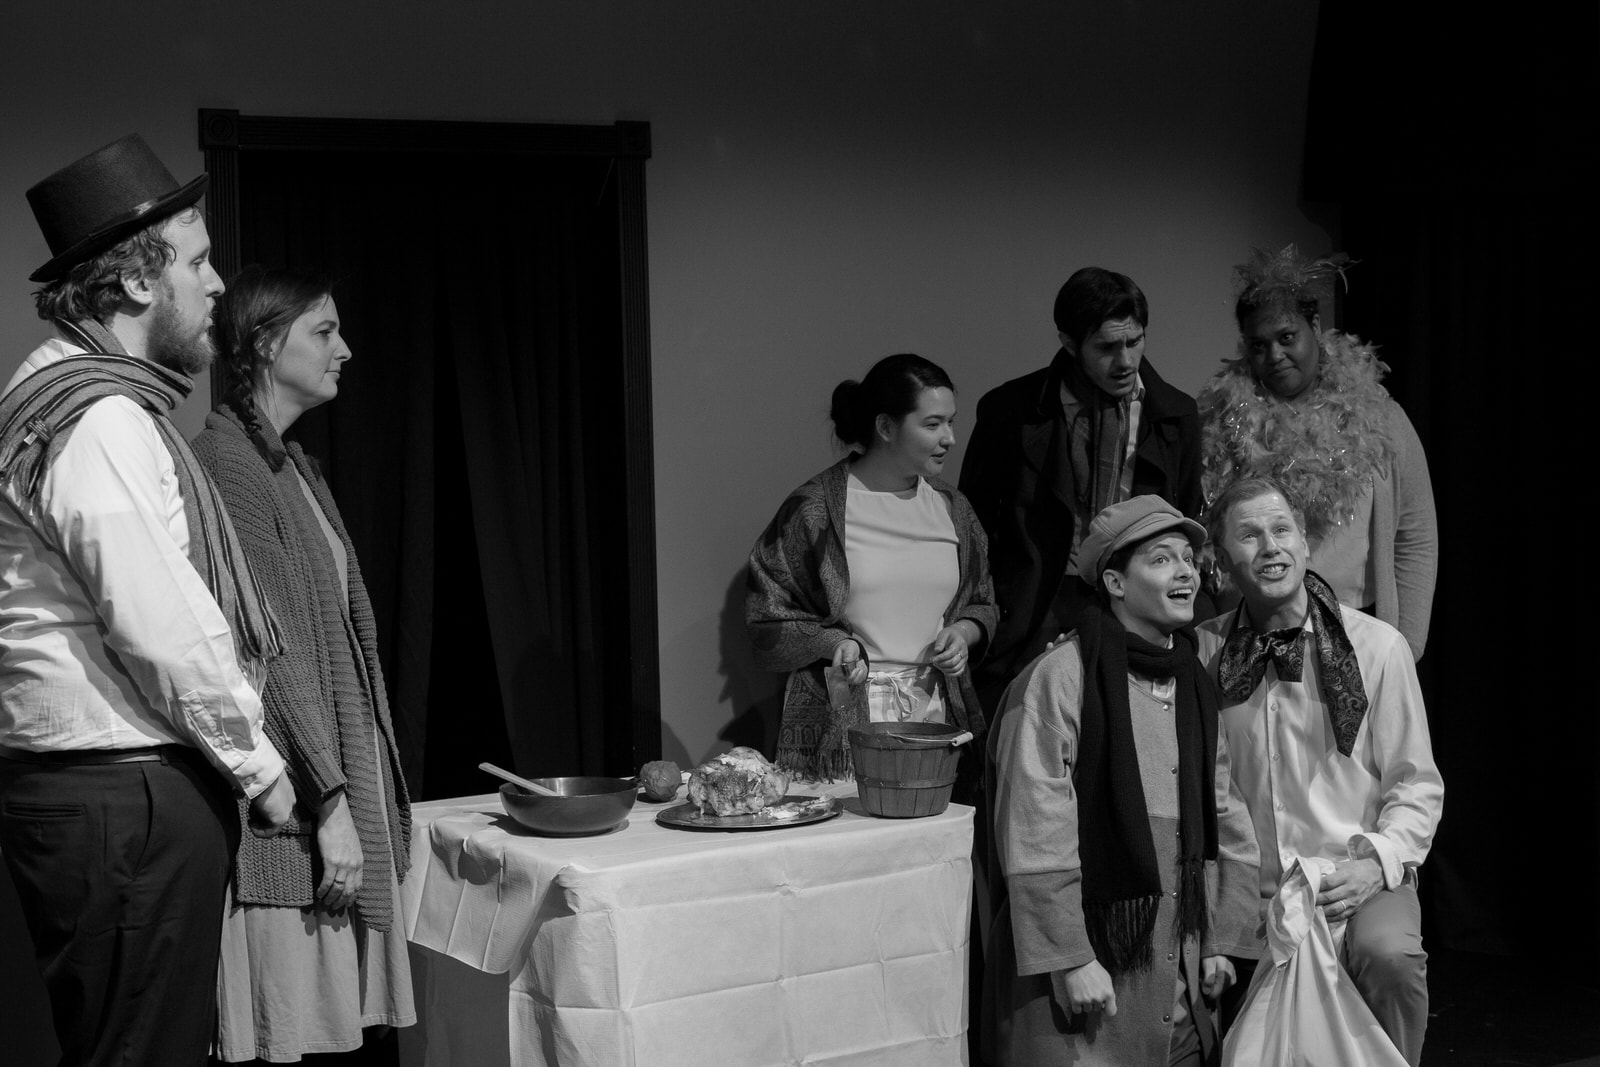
[960,354,1204,699]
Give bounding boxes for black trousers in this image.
[0,748,239,1067]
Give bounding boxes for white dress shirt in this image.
[0,338,284,797]
[1197,604,1442,898]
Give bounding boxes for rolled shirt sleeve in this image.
[39,397,284,796]
[1348,628,1442,888]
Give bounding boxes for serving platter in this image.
[656,794,841,832]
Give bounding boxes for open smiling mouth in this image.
[1257,562,1290,580]
[1167,588,1194,603]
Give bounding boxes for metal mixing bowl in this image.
[499,777,637,836]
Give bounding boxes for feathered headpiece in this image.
[1233,244,1353,319]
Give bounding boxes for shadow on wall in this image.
[715,566,784,762]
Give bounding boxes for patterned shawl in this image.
[1217,570,1369,756]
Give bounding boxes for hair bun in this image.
[829,379,866,447]
[826,355,955,453]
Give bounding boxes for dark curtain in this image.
[238,150,635,799]
[1304,3,1599,960]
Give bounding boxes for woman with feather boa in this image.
[1197,247,1437,661]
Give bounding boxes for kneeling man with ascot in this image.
[1198,476,1443,1065]
[986,496,1259,1066]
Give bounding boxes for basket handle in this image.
[881,730,974,747]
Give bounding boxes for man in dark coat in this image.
[960,267,1205,714]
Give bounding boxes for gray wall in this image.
[1,2,1326,770]
[2,4,1327,1047]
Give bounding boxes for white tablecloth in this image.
[399,785,973,1067]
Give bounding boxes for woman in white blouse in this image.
[746,354,998,781]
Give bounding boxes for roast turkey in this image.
[687,747,789,816]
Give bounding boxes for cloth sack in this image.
[1221,856,1407,1067]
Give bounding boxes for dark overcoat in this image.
[958,352,1204,711]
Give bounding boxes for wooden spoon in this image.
[479,761,560,797]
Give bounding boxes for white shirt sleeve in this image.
[1348,625,1442,888]
[38,396,285,797]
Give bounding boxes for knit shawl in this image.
[191,405,411,930]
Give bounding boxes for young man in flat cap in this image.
[985,496,1258,1066]
[0,134,295,1065]
[1198,475,1442,1065]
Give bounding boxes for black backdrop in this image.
[1305,2,1599,963]
[238,149,637,799]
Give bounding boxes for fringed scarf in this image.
[1074,600,1218,975]
[1059,350,1136,521]
[1217,570,1369,757]
[0,320,283,667]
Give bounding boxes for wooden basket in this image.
[848,722,963,818]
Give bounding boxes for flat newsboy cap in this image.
[1079,494,1205,590]
[26,134,208,282]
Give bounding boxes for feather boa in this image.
[1198,331,1395,541]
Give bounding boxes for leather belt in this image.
[0,745,186,766]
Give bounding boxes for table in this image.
[399,785,974,1067]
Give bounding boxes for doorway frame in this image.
[197,108,662,765]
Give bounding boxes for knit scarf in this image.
[1217,570,1369,757]
[1074,600,1218,975]
[1059,350,1134,520]
[0,320,283,667]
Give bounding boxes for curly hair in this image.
[30,206,201,325]
[214,265,333,434]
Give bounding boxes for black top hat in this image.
[26,134,209,283]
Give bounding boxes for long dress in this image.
[192,408,414,1062]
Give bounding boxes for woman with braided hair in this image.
[191,266,413,1061]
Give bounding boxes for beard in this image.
[146,282,215,376]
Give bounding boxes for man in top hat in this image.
[960,267,1208,717]
[1197,475,1442,1065]
[0,135,295,1065]
[985,495,1258,1066]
